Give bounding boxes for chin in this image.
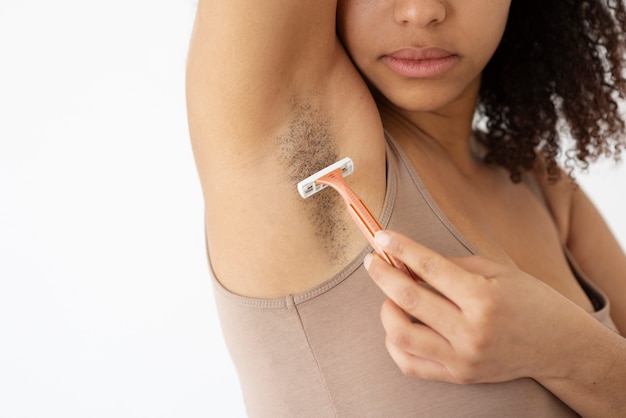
[381,90,455,113]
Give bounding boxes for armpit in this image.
[277,98,352,264]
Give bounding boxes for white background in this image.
[0,1,625,417]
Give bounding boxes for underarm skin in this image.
[277,99,352,264]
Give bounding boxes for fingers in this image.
[365,252,461,336]
[380,299,453,355]
[448,255,504,279]
[380,299,456,382]
[385,339,455,382]
[371,230,484,303]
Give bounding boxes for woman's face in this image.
[337,0,511,112]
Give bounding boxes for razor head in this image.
[297,157,354,199]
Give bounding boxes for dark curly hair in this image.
[477,0,626,182]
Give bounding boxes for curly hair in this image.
[477,0,626,182]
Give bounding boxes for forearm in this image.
[538,315,626,418]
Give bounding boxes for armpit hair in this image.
[277,99,351,265]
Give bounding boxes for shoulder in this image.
[528,161,577,244]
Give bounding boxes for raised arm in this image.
[186,0,341,160]
[185,0,386,297]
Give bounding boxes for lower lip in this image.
[382,55,458,79]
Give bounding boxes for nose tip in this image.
[394,0,446,27]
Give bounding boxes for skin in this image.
[188,0,388,298]
[340,1,626,415]
[364,230,626,417]
[187,0,626,415]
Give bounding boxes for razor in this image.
[297,157,419,280]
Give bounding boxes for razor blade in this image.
[297,157,354,199]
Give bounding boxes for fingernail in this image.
[363,253,373,270]
[374,231,391,248]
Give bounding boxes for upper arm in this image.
[533,165,626,334]
[567,186,626,334]
[183,1,386,297]
[186,0,340,156]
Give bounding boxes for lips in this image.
[382,47,458,79]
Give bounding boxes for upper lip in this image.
[385,47,456,61]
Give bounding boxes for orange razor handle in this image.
[317,169,419,281]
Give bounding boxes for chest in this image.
[413,159,594,312]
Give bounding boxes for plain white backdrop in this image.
[1,1,246,417]
[0,2,625,417]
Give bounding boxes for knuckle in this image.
[478,300,499,323]
[386,235,405,257]
[398,286,420,311]
[453,369,478,385]
[465,328,492,353]
[387,328,411,350]
[384,338,420,378]
[466,284,500,318]
[451,356,483,385]
[417,254,443,277]
[464,273,488,298]
[401,365,420,378]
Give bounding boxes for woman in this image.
[186,0,626,416]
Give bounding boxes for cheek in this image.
[336,0,378,58]
[458,5,510,65]
[478,2,510,44]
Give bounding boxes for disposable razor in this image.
[297,157,419,280]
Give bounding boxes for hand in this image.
[363,230,592,385]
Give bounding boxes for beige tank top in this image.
[210,134,618,417]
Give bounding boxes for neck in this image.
[377,81,481,175]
